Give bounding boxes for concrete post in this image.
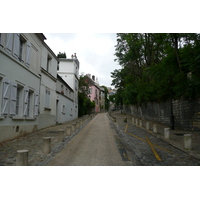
[66,125,71,136]
[139,120,142,127]
[72,123,76,131]
[164,128,170,139]
[146,122,150,130]
[135,119,138,125]
[16,150,29,166]
[153,124,157,134]
[124,117,127,122]
[58,129,65,142]
[80,120,82,127]
[184,134,192,150]
[43,137,51,154]
[71,123,75,132]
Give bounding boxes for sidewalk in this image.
[0,114,95,166]
[110,111,200,161]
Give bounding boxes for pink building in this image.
[85,74,100,113]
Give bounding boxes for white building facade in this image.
[0,33,42,142]
[38,38,59,129]
[57,54,79,119]
[0,34,80,143]
[56,75,75,123]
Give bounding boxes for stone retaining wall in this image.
[123,98,200,131]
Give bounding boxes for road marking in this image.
[123,153,130,161]
[123,123,172,154]
[146,136,162,161]
[115,135,130,161]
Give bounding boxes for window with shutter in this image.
[5,33,13,54]
[23,88,29,116]
[2,79,10,115]
[34,93,39,117]
[9,82,17,115]
[13,33,20,59]
[25,41,31,67]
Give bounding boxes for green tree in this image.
[57,52,66,58]
[78,73,95,117]
[112,33,200,105]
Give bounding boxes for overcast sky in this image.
[44,33,121,88]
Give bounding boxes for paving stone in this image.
[111,111,200,166]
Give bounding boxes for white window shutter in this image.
[34,93,39,116]
[23,88,29,116]
[2,79,10,115]
[25,41,31,66]
[5,33,13,54]
[9,82,17,115]
[13,33,20,59]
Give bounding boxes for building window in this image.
[19,39,23,60]
[16,85,23,116]
[45,88,51,109]
[62,105,66,114]
[66,88,68,96]
[61,85,64,94]
[23,88,34,117]
[47,55,52,72]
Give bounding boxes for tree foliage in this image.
[57,52,66,58]
[111,33,200,105]
[78,74,95,117]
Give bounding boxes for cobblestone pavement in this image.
[110,111,200,166]
[0,116,93,166]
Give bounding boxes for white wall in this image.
[58,58,79,119]
[0,33,41,142]
[38,43,58,130]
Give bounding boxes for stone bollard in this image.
[71,123,75,132]
[135,119,138,125]
[80,119,83,127]
[16,150,29,166]
[43,137,51,154]
[184,134,192,150]
[153,124,157,134]
[124,117,127,122]
[132,118,135,124]
[164,128,170,139]
[66,125,71,136]
[58,129,65,142]
[146,122,150,130]
[139,120,142,127]
[72,123,77,131]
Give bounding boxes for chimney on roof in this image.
[71,53,77,59]
[92,75,95,81]
[86,74,91,78]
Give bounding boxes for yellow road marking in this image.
[123,153,130,161]
[146,136,162,161]
[123,123,172,154]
